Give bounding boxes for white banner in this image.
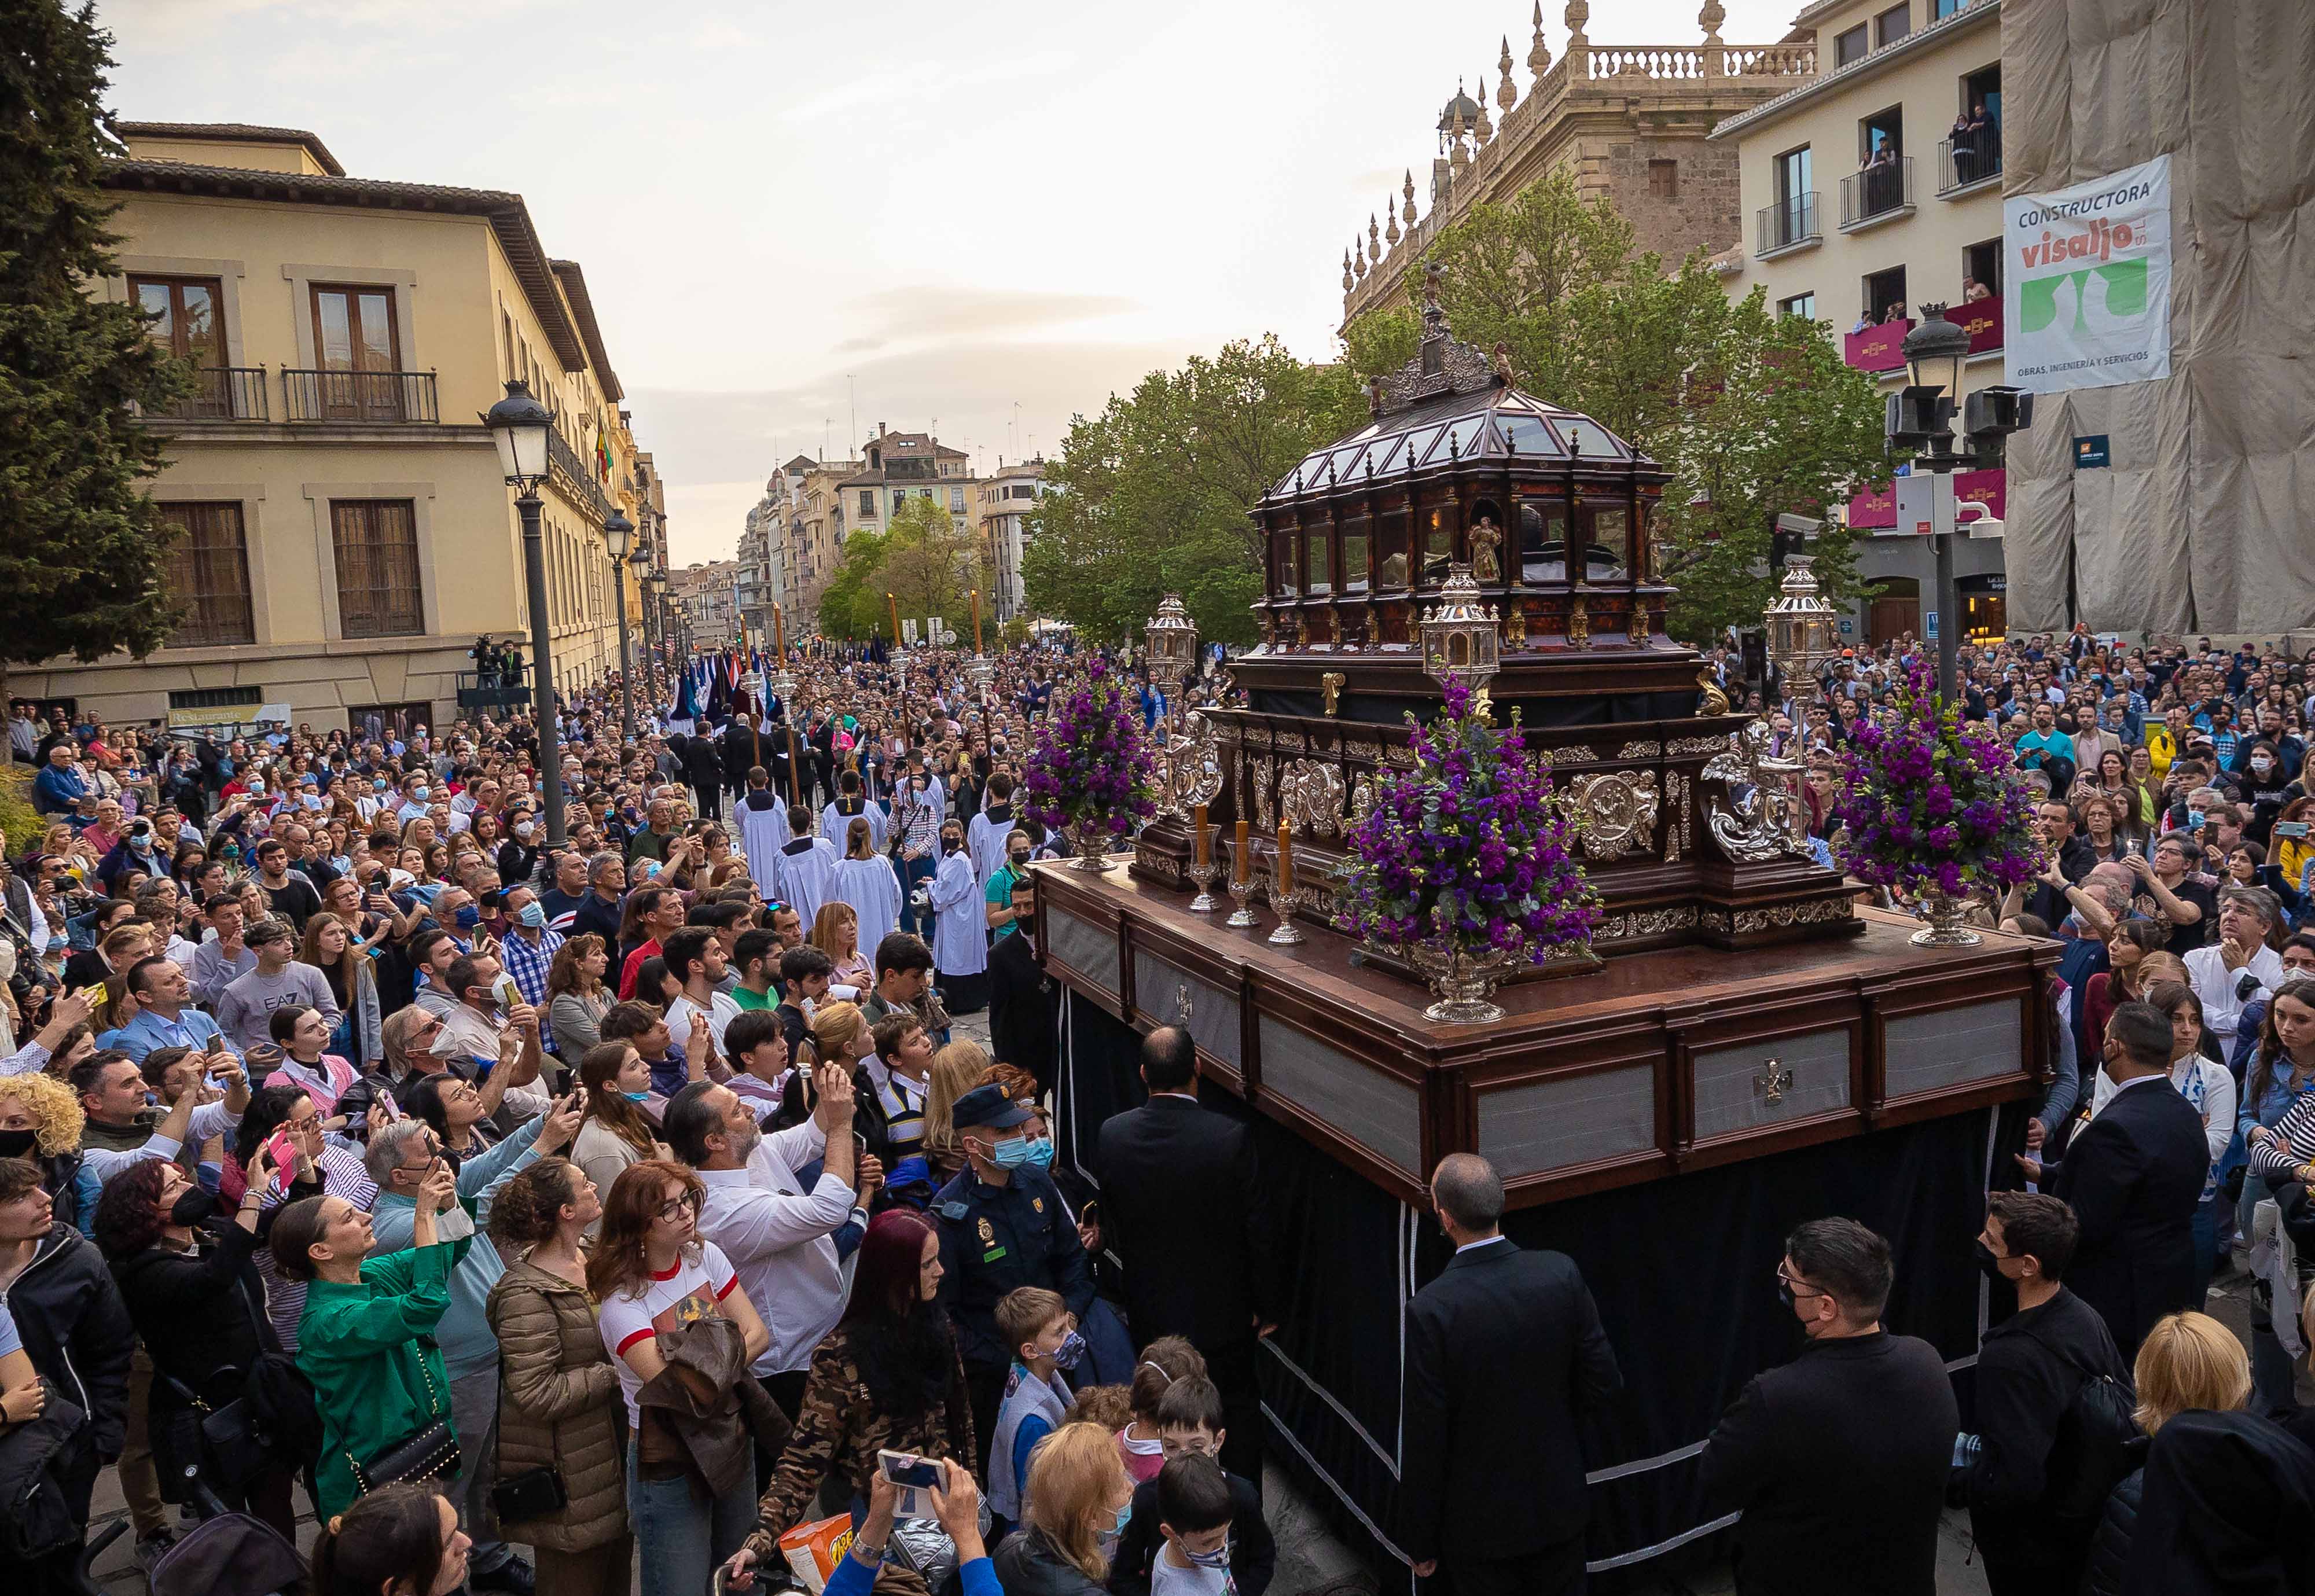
[2004,155,2171,393]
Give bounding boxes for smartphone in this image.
[263,1129,298,1189]
[877,1450,942,1491]
[2279,822,2311,840]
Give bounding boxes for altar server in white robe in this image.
[735,766,789,903]
[929,819,989,1014]
[967,770,1021,895]
[831,815,903,957]
[776,804,839,933]
[823,769,888,855]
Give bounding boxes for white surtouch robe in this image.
[823,797,888,854]
[776,834,839,932]
[967,804,1018,896]
[736,788,790,902]
[832,853,903,956]
[929,847,987,977]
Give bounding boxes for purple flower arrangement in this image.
[1333,677,1600,961]
[1832,660,2042,898]
[1021,656,1156,844]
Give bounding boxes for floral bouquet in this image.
[1021,655,1156,868]
[1832,659,2042,942]
[1333,677,1600,1021]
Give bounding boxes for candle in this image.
[887,591,901,644]
[1233,820,1249,885]
[971,589,984,654]
[1276,823,1294,895]
[1193,804,1210,867]
[773,602,786,660]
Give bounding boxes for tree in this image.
[880,495,991,639]
[1343,174,1890,641]
[815,529,887,640]
[1024,336,1365,646]
[0,0,190,700]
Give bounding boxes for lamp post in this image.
[1884,303,2034,699]
[482,380,566,845]
[602,508,637,744]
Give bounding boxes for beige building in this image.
[973,458,1050,623]
[1710,0,2008,644]
[784,456,861,626]
[667,561,741,649]
[21,122,659,731]
[837,425,975,538]
[1340,2,1817,328]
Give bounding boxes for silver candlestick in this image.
[1186,857,1220,913]
[1225,871,1259,928]
[1266,880,1307,946]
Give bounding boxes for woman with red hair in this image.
[722,1209,977,1589]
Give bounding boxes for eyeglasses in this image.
[1776,1266,1829,1301]
[655,1192,702,1222]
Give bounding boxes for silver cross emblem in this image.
[1755,1056,1793,1105]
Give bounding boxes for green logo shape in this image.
[2020,258,2149,333]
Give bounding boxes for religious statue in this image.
[1567,591,1590,649]
[1697,664,1730,716]
[1467,516,1503,582]
[1321,672,1347,716]
[1491,341,1517,387]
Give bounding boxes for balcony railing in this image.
[1756,193,1820,256]
[154,366,269,421]
[1840,159,1916,228]
[547,427,614,525]
[283,368,439,423]
[1937,130,2004,194]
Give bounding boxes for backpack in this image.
[2019,1319,2141,1521]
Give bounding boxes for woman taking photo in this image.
[781,1001,869,1131]
[546,934,613,1061]
[590,1160,770,1596]
[273,1157,462,1521]
[402,1069,504,1163]
[726,1211,974,1586]
[300,910,383,1070]
[94,1147,303,1539]
[485,1157,631,1595]
[2077,793,2134,866]
[2082,922,2169,1056]
[992,1420,1138,1595]
[571,1040,664,1233]
[310,1481,470,1596]
[262,1003,359,1124]
[810,902,872,992]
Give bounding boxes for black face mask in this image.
[1775,1278,1797,1311]
[170,1187,218,1226]
[1974,1241,2007,1282]
[0,1127,38,1160]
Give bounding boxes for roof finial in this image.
[1368,212,1382,263]
[1402,168,1418,225]
[1343,249,1354,294]
[1473,68,1494,142]
[1498,36,1518,109]
[1564,0,1590,50]
[1384,198,1401,247]
[1699,0,1725,45]
[1530,1,1553,79]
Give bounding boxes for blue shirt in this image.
[100,1006,237,1064]
[369,1116,543,1378]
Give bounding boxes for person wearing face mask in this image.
[991,1420,1138,1596]
[987,1286,1084,1529]
[933,1081,1094,1470]
[1957,1192,2130,1596]
[929,820,989,1015]
[495,812,542,890]
[986,823,1036,941]
[1697,1218,1959,1596]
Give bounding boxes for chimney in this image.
[877,422,887,438]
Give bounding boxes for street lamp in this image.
[1883,303,2034,698]
[482,380,566,846]
[603,508,637,744]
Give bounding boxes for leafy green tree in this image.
[881,494,991,638]
[1024,336,1364,646]
[815,529,887,640]
[1343,175,1888,641]
[0,0,190,700]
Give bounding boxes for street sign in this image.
[1926,611,1941,641]
[2074,435,2110,469]
[1838,619,1854,635]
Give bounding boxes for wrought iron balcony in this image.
[153,366,269,421]
[1755,193,1820,256]
[283,368,439,423]
[1936,131,2003,194]
[1840,158,1916,229]
[547,426,614,524]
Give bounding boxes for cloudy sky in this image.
[96,0,1793,564]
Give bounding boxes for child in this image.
[989,1285,1082,1528]
[1111,1376,1277,1596]
[1149,1453,1238,1596]
[1122,1336,1208,1484]
[1061,1383,1133,1432]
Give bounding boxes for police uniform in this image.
[934,1082,1095,1466]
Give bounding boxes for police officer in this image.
[934,1080,1094,1466]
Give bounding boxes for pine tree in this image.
[0,0,189,701]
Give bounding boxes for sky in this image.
[94,0,1795,566]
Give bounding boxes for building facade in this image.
[1711,0,2008,646]
[836,425,975,538]
[974,458,1050,623]
[23,122,659,731]
[668,561,741,649]
[1339,2,1817,329]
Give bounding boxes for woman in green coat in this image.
[271,1159,465,1519]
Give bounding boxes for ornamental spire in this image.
[1530,1,1553,79]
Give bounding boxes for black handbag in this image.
[490,1465,568,1522]
[349,1337,461,1495]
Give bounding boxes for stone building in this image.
[1339,2,1818,329]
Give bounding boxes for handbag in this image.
[485,1347,567,1524]
[349,1334,461,1495]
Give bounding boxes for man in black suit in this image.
[2023,999,2208,1358]
[1698,1218,1958,1596]
[1094,1025,1278,1487]
[988,872,1058,1094]
[682,723,723,821]
[1399,1154,1620,1596]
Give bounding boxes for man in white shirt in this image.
[2184,885,2287,1045]
[662,926,742,1060]
[668,1068,863,1417]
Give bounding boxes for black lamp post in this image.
[628,543,652,716]
[1885,304,2033,700]
[482,380,567,845]
[603,508,637,744]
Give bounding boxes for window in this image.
[1935,0,1965,16]
[1779,292,1819,321]
[131,277,225,367]
[1776,145,1813,203]
[1964,238,2002,297]
[858,490,875,518]
[310,286,402,420]
[1864,265,1909,324]
[949,487,966,512]
[1834,23,1868,65]
[892,490,908,515]
[1876,3,1910,46]
[1648,159,1678,200]
[330,499,424,638]
[157,502,254,646]
[1861,107,1903,161]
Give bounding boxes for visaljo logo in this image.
[2020,257,2149,335]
